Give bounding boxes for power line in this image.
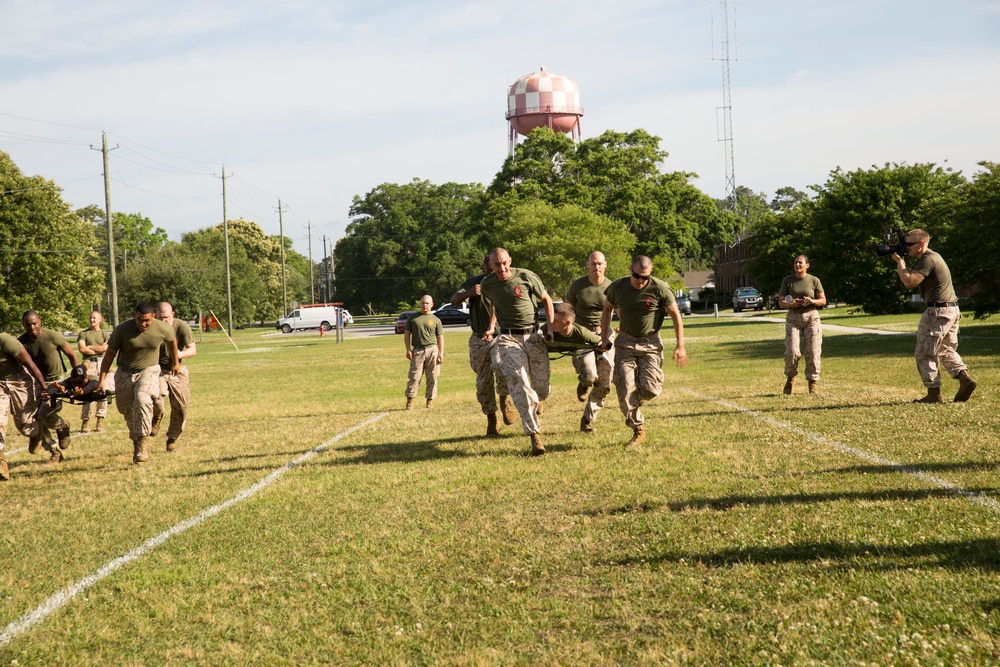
[0,111,99,132]
[0,129,91,147]
[107,132,220,166]
[114,146,214,176]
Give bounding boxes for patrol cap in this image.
[70,364,88,380]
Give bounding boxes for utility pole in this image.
[307,222,315,304]
[322,235,329,302]
[277,199,287,315]
[97,131,120,326]
[221,166,234,336]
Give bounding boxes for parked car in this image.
[536,301,563,322]
[433,303,471,326]
[277,304,352,333]
[676,292,692,316]
[394,310,417,334]
[732,287,764,312]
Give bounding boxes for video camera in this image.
[875,227,908,257]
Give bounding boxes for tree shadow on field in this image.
[817,460,1000,476]
[665,399,910,421]
[327,434,573,466]
[584,486,998,516]
[718,332,915,360]
[613,537,1000,572]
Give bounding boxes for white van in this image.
[277,304,351,333]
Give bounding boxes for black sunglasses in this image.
[631,272,651,281]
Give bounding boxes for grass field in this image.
[2,313,998,665]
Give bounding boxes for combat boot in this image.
[530,433,545,456]
[133,437,150,464]
[57,424,71,450]
[500,395,516,425]
[150,412,163,437]
[426,399,434,409]
[166,437,177,452]
[626,426,646,448]
[535,401,544,416]
[783,377,794,396]
[0,452,9,481]
[914,387,943,404]
[576,382,588,402]
[95,417,105,432]
[580,417,595,434]
[954,370,978,402]
[79,419,90,433]
[808,381,819,395]
[486,412,500,437]
[405,397,414,410]
[28,433,41,455]
[47,447,63,464]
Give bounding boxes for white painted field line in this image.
[678,388,1000,514]
[0,412,389,648]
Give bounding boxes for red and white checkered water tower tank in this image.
[506,67,583,153]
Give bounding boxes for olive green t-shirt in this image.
[19,328,70,381]
[109,319,175,371]
[480,268,546,329]
[458,272,491,337]
[606,276,677,338]
[910,249,958,304]
[541,322,603,353]
[564,275,612,328]
[159,319,194,370]
[778,273,824,301]
[0,333,26,380]
[78,327,110,361]
[405,313,443,348]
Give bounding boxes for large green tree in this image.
[484,200,635,294]
[334,179,485,313]
[0,151,104,330]
[939,161,1000,318]
[747,163,965,313]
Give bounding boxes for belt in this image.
[927,301,958,308]
[499,326,536,335]
[583,324,602,334]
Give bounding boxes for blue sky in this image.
[2,0,998,256]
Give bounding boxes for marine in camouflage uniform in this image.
[892,228,977,403]
[564,251,615,433]
[404,295,445,409]
[777,255,827,395]
[451,256,512,437]
[152,302,196,452]
[601,256,688,447]
[480,248,555,456]
[0,333,49,480]
[20,311,79,462]
[77,309,112,432]
[99,302,178,464]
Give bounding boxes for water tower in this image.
[506,67,583,155]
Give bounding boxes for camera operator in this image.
[891,228,977,403]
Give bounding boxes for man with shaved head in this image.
[480,248,554,456]
[403,294,445,410]
[565,251,615,434]
[151,301,196,452]
[601,256,688,448]
[20,310,79,462]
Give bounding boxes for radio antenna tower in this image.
[711,0,739,218]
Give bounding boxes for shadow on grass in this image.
[328,434,574,465]
[819,461,1000,475]
[585,486,998,516]
[665,399,911,420]
[614,537,1000,572]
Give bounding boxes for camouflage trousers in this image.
[153,365,190,440]
[0,374,40,453]
[81,357,111,420]
[115,366,161,442]
[36,394,69,451]
[406,345,440,400]
[468,335,508,415]
[613,332,664,429]
[916,305,966,388]
[490,332,550,435]
[573,336,615,423]
[784,309,822,381]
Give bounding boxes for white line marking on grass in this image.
[6,447,27,456]
[0,412,389,648]
[678,388,1000,515]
